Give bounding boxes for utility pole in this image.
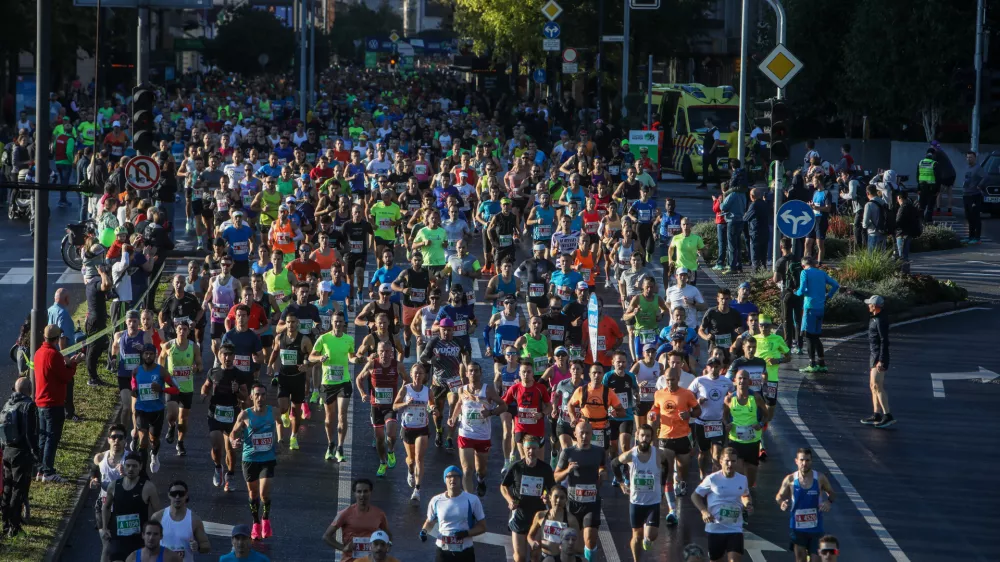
[621,0,630,113]
[972,0,985,153]
[32,0,52,353]
[763,0,786,99]
[299,0,307,122]
[309,0,316,107]
[736,0,750,163]
[597,0,604,119]
[138,5,150,84]
[646,54,653,128]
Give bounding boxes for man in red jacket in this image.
[33,324,84,483]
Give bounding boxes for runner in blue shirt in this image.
[795,257,839,373]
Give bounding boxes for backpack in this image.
[872,200,889,235]
[783,259,804,292]
[0,399,25,448]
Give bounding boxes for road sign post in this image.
[776,200,815,239]
[771,161,784,273]
[31,0,52,354]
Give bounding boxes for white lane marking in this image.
[0,267,33,284]
[56,267,84,284]
[597,510,622,562]
[930,367,999,398]
[745,531,785,562]
[776,306,989,562]
[470,337,483,360]
[203,520,235,537]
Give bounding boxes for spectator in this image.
[930,140,956,215]
[47,289,79,420]
[0,377,41,537]
[711,192,727,271]
[743,187,770,270]
[720,183,747,273]
[33,324,85,483]
[75,146,94,221]
[698,118,721,189]
[835,143,854,173]
[894,193,921,271]
[111,242,134,320]
[84,243,114,386]
[960,150,985,245]
[837,169,865,249]
[862,185,888,250]
[219,524,271,561]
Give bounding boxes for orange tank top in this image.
[573,250,596,286]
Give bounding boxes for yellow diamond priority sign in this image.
[758,44,803,88]
[390,31,400,43]
[541,0,563,21]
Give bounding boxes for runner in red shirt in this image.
[501,359,552,462]
[356,342,405,477]
[225,289,268,332]
[287,243,322,283]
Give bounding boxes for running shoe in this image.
[42,473,66,483]
[874,414,897,429]
[261,520,273,539]
[289,435,300,450]
[502,459,511,473]
[281,412,291,428]
[251,523,262,540]
[408,472,415,488]
[477,478,486,497]
[790,345,800,354]
[176,441,186,456]
[665,511,678,526]
[302,403,312,420]
[445,437,454,451]
[435,432,443,448]
[815,365,829,373]
[165,424,177,445]
[410,488,420,505]
[335,448,346,463]
[799,365,820,373]
[642,538,653,551]
[224,474,234,493]
[712,265,724,271]
[213,467,222,487]
[860,413,883,425]
[325,446,336,461]
[758,448,768,462]
[377,463,388,477]
[150,454,160,474]
[310,390,320,404]
[387,452,397,468]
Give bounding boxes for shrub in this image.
[828,215,853,239]
[825,292,869,323]
[824,237,850,260]
[836,248,900,284]
[911,224,962,253]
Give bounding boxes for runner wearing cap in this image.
[550,254,584,308]
[859,294,895,428]
[323,478,391,561]
[487,197,519,265]
[370,189,402,267]
[357,281,401,339]
[342,204,375,310]
[392,363,431,504]
[310,312,357,462]
[221,210,255,281]
[367,530,400,562]
[111,311,154,440]
[690,357,735,481]
[420,466,487,560]
[230,383,278,541]
[158,319,203,457]
[501,434,556,562]
[436,285,476,362]
[418,317,464,449]
[268,203,302,265]
[449,362,506,495]
[650,363,701,523]
[369,247,405,323]
[516,244,556,318]
[312,279,337,340]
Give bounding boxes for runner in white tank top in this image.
[631,351,663,426]
[392,363,432,505]
[448,362,507,496]
[152,482,210,561]
[610,424,665,553]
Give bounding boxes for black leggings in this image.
[806,333,824,364]
[781,293,803,349]
[85,316,109,383]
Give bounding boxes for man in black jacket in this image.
[859,295,894,429]
[1,377,41,537]
[894,193,921,272]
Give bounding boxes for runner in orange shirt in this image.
[572,235,599,290]
[310,231,341,282]
[567,364,627,452]
[580,297,624,369]
[649,366,701,525]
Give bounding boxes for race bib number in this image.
[715,334,732,348]
[217,198,230,212]
[555,284,571,301]
[320,313,332,332]
[353,537,372,555]
[632,470,656,492]
[279,349,298,366]
[519,407,540,424]
[532,356,548,373]
[374,387,394,405]
[667,224,681,235]
[438,534,467,552]
[404,404,428,426]
[615,392,629,411]
[234,355,251,372]
[232,240,249,256]
[519,475,544,497]
[639,329,657,344]
[276,232,291,245]
[534,225,552,239]
[748,371,764,393]
[323,364,345,383]
[252,432,274,452]
[116,513,141,536]
[639,384,655,402]
[572,484,597,503]
[735,425,756,441]
[446,376,463,391]
[596,336,606,351]
[794,508,818,530]
[137,383,158,402]
[584,221,599,234]
[528,283,545,297]
[718,504,742,525]
[608,165,620,176]
[123,353,140,371]
[764,381,778,400]
[591,429,605,448]
[299,319,315,334]
[542,520,567,543]
[703,421,724,439]
[172,366,192,387]
[499,234,513,247]
[409,288,426,303]
[214,405,235,423]
[272,291,286,304]
[350,240,363,254]
[378,218,392,230]
[454,319,467,336]
[242,192,254,207]
[568,345,583,361]
[211,303,228,322]
[638,209,651,222]
[579,268,591,281]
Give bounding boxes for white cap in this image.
[370,530,391,544]
[112,120,121,127]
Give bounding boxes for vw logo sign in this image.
[367,39,379,50]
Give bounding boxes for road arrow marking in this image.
[930,367,1000,397]
[745,531,785,562]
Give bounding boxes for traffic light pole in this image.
[621,0,630,113]
[771,160,783,274]
[299,0,307,122]
[736,0,750,163]
[31,0,52,354]
[763,0,786,99]
[972,0,984,153]
[137,6,150,84]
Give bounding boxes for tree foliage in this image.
[328,3,403,61]
[0,0,98,84]
[204,8,295,75]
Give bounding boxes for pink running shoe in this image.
[261,519,273,538]
[251,522,262,540]
[302,402,312,420]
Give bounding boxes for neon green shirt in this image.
[413,226,447,266]
[753,333,789,381]
[370,202,402,241]
[313,333,355,384]
[668,233,705,270]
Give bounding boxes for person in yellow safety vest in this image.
[917,149,938,223]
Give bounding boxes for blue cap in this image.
[443,465,463,483]
[231,524,252,537]
[738,281,751,290]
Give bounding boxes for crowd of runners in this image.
[67,67,848,562]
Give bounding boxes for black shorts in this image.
[494,247,516,265]
[232,260,250,279]
[508,507,539,535]
[708,532,745,561]
[346,253,367,272]
[431,384,450,402]
[168,391,194,409]
[191,199,206,216]
[694,423,726,451]
[374,238,395,251]
[569,500,602,529]
[609,419,635,441]
[435,547,476,562]
[807,214,829,240]
[261,334,275,348]
[277,374,306,403]
[207,416,235,435]
[557,420,575,438]
[629,503,661,529]
[117,375,132,391]
[211,322,227,340]
[790,530,822,553]
[637,401,654,417]
[322,382,353,403]
[242,459,276,482]
[870,354,888,370]
[527,294,550,309]
[730,440,761,466]
[403,426,429,444]
[586,232,600,246]
[370,405,396,427]
[659,436,692,456]
[134,409,165,434]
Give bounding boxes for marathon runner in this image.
[611,423,667,559]
[221,304,266,390]
[418,317,464,449]
[723,370,768,490]
[343,204,376,310]
[450,362,506,495]
[516,244,556,318]
[419,466,487,560]
[159,320,203,457]
[132,343,180,474]
[309,312,358,462]
[149,480,211,560]
[357,341,407,477]
[201,343,251,492]
[230,383,278,541]
[526,485,583,562]
[650,364,701,524]
[553,422,605,562]
[775,448,836,562]
[500,359,552,467]
[122,521,182,562]
[263,249,295,313]
[689,356,735,480]
[322,478,391,561]
[699,288,743,364]
[90,424,127,561]
[111,311,153,442]
[691,447,753,562]
[392,363,431,504]
[515,316,553,382]
[101,451,160,562]
[391,251,432,358]
[602,351,639,475]
[501,435,555,562]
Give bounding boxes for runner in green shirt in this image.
[667,217,705,281]
[309,312,357,462]
[411,210,448,273]
[369,188,402,266]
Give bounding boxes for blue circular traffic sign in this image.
[776,200,816,239]
[532,69,547,84]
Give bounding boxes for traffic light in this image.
[131,85,155,155]
[389,56,397,69]
[753,98,791,161]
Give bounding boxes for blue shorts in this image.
[789,529,822,552]
[803,308,824,335]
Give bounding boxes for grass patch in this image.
[0,276,171,561]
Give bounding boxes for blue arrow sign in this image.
[543,22,561,39]
[776,200,816,239]
[532,69,547,84]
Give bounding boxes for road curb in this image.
[822,300,977,337]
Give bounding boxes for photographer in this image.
[144,207,175,310]
[83,242,114,387]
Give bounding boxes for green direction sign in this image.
[364,52,378,69]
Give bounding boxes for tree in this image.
[203,8,295,75]
[328,2,403,61]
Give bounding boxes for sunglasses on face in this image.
[109,434,125,441]
[819,549,838,556]
[168,490,186,498]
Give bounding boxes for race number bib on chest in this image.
[518,407,540,424]
[234,355,251,372]
[214,405,235,423]
[703,420,724,438]
[323,364,345,383]
[116,513,141,536]
[252,432,274,452]
[350,240,364,253]
[794,508,818,530]
[529,283,545,297]
[715,334,732,348]
[572,483,597,503]
[519,475,544,497]
[374,387,394,405]
[137,383,158,402]
[632,469,656,491]
[279,349,298,366]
